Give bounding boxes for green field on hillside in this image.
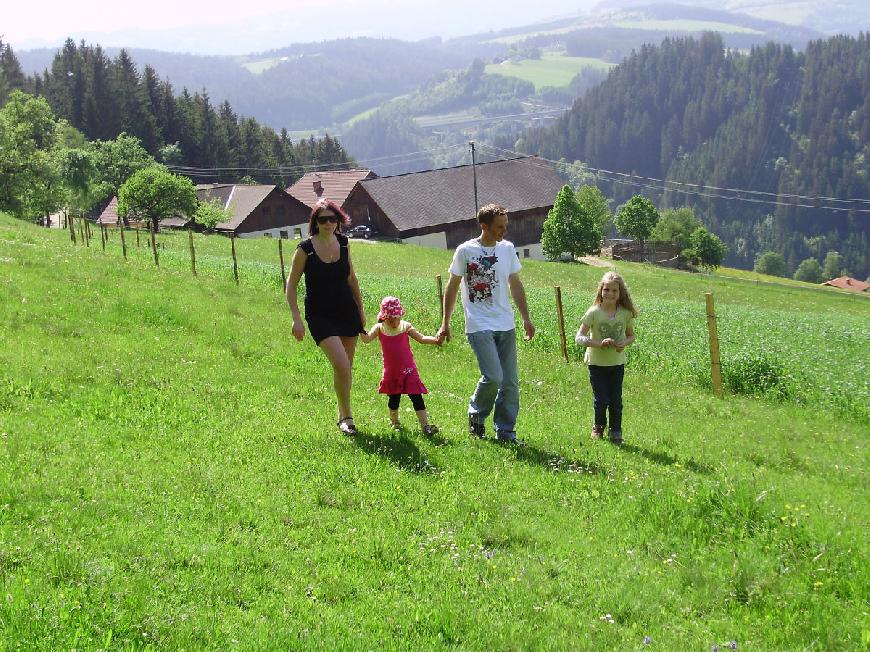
[1,215,867,649]
[612,19,763,35]
[485,54,614,91]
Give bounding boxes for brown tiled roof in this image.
[354,157,564,231]
[196,184,278,231]
[287,169,375,208]
[96,197,119,225]
[822,276,870,292]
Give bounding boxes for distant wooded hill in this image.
[518,32,870,278]
[14,3,825,134]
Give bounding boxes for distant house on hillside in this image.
[342,157,564,258]
[821,276,870,292]
[196,184,310,238]
[286,169,376,210]
[95,197,147,228]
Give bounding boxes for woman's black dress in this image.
[298,233,364,344]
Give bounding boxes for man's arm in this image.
[509,273,535,341]
[437,274,462,342]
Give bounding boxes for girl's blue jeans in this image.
[588,364,624,432]
[467,329,519,438]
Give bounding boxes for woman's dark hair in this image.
[308,199,350,236]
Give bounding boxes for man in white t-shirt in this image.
[437,203,535,443]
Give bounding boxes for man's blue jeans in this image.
[467,329,519,438]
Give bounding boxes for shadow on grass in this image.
[488,439,606,476]
[620,443,713,474]
[351,429,440,474]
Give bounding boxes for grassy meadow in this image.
[1,215,868,649]
[485,54,614,91]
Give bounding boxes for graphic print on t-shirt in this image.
[597,318,625,342]
[465,254,499,304]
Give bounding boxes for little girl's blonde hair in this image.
[594,271,638,317]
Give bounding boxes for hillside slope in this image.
[1,215,866,648]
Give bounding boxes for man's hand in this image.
[437,324,451,343]
[523,319,535,341]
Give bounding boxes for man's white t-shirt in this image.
[449,237,522,334]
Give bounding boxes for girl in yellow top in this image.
[575,272,637,444]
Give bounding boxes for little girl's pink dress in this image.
[378,322,428,395]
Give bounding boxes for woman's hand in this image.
[292,319,305,342]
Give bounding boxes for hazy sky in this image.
[6,0,598,54]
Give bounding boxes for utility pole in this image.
[469,141,479,215]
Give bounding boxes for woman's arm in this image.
[286,247,307,342]
[408,326,442,346]
[346,253,367,328]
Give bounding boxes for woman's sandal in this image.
[337,417,357,436]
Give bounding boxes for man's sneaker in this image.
[468,414,485,438]
[496,431,525,446]
[591,425,605,440]
[609,429,623,445]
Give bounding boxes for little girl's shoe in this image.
[609,429,623,445]
[422,424,439,436]
[390,421,402,431]
[591,425,605,440]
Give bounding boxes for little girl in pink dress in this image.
[361,296,442,435]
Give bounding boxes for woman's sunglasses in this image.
[316,213,340,225]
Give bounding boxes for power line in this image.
[477,144,870,214]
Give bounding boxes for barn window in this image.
[280,230,288,239]
[523,248,530,258]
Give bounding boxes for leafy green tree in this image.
[87,133,155,205]
[651,206,702,252]
[0,91,59,217]
[194,197,232,230]
[118,166,197,232]
[793,257,823,283]
[614,195,659,244]
[754,251,787,277]
[541,185,602,261]
[822,250,845,279]
[56,147,96,216]
[685,227,727,270]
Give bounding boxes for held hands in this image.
[437,324,451,343]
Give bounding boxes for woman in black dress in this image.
[286,199,367,435]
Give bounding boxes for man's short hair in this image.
[477,203,507,225]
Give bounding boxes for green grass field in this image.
[1,215,867,649]
[612,19,763,35]
[485,54,614,91]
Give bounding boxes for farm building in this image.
[342,157,564,258]
[197,184,310,238]
[821,276,870,292]
[287,169,376,210]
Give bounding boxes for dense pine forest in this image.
[518,32,870,277]
[0,38,352,188]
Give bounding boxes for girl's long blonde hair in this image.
[594,271,638,317]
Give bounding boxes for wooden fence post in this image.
[69,215,77,245]
[119,224,127,260]
[278,238,286,288]
[80,219,87,247]
[231,234,239,284]
[150,222,159,267]
[188,229,197,277]
[436,274,444,322]
[100,225,106,251]
[705,292,723,397]
[555,285,568,363]
[135,226,140,248]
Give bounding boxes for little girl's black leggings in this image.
[388,394,426,411]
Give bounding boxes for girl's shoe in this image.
[422,424,439,436]
[591,425,605,440]
[337,417,357,436]
[390,421,402,431]
[609,429,623,445]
